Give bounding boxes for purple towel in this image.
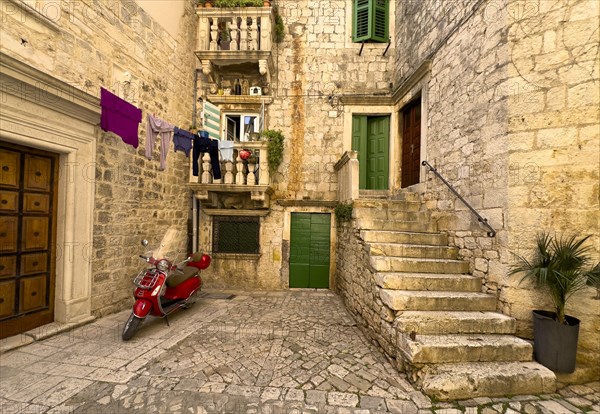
[100,87,142,148]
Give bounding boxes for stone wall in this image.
[503,0,600,381]
[199,0,396,289]
[1,0,199,317]
[393,0,599,380]
[335,221,398,359]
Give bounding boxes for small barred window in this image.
[213,216,260,254]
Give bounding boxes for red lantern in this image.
[239,149,251,160]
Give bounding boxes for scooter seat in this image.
[166,266,199,288]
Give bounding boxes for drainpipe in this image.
[192,196,198,252]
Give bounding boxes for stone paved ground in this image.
[0,291,598,413]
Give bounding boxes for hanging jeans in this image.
[193,132,221,180]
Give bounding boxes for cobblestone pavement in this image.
[0,290,598,413]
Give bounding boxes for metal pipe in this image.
[422,160,496,237]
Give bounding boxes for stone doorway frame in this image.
[0,53,100,327]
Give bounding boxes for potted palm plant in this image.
[510,233,600,373]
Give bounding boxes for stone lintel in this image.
[391,60,432,104]
[202,209,270,217]
[276,200,338,208]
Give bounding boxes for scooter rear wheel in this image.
[122,313,143,341]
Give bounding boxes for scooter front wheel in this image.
[122,313,144,341]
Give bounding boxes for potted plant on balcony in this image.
[219,28,231,50]
[509,232,600,373]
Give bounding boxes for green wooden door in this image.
[352,115,389,190]
[289,213,331,288]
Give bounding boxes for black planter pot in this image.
[532,310,580,373]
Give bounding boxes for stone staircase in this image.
[353,194,556,401]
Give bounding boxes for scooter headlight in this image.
[156,259,170,272]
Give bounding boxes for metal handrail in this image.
[422,160,496,237]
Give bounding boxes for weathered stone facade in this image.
[334,0,599,382]
[1,0,198,318]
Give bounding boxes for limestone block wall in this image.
[1,0,199,317]
[393,0,599,380]
[335,222,398,359]
[502,0,600,381]
[268,0,395,201]
[394,1,511,291]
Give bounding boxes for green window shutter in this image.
[372,0,389,43]
[353,0,388,43]
[353,0,371,42]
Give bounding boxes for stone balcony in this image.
[195,6,274,83]
[189,140,272,208]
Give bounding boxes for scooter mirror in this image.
[141,239,149,247]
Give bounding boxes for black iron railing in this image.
[422,160,496,237]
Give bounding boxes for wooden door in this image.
[352,115,390,190]
[401,99,422,188]
[289,213,331,289]
[366,116,390,190]
[0,142,58,339]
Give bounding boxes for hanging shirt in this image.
[146,115,175,171]
[193,131,221,180]
[173,127,194,157]
[100,87,142,148]
[218,140,235,162]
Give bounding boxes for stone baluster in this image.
[229,19,239,51]
[247,158,256,186]
[210,18,218,51]
[235,152,245,184]
[249,17,258,50]
[224,159,234,184]
[239,17,248,51]
[260,16,271,51]
[258,146,269,185]
[201,153,212,184]
[198,17,210,51]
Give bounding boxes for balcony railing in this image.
[334,151,360,203]
[190,141,272,206]
[196,7,272,53]
[195,6,274,81]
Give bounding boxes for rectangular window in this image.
[213,216,260,254]
[224,113,260,142]
[353,0,389,43]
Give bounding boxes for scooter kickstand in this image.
[164,314,170,327]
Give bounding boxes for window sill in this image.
[212,253,261,260]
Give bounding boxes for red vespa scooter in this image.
[122,239,211,341]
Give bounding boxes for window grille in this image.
[213,216,260,254]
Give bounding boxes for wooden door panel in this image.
[19,275,47,313]
[0,191,19,213]
[21,253,48,275]
[0,149,19,188]
[0,281,15,318]
[23,193,50,213]
[0,216,18,253]
[401,99,422,188]
[21,217,49,251]
[24,155,52,191]
[0,256,16,278]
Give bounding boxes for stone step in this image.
[417,361,556,400]
[375,273,481,291]
[368,243,459,260]
[359,190,389,199]
[398,334,533,364]
[353,208,428,222]
[371,257,469,273]
[380,290,497,311]
[353,199,422,212]
[361,230,448,246]
[357,218,436,233]
[394,311,516,335]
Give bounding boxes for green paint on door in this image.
[352,115,389,190]
[289,213,331,288]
